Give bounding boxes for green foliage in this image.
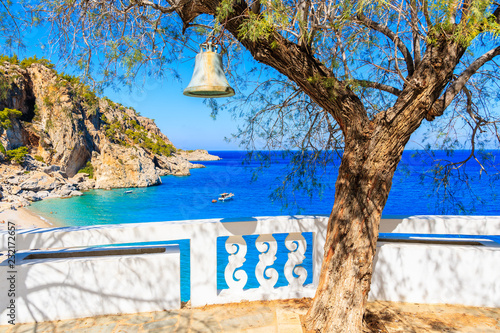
[6,146,28,164]
[124,118,176,156]
[101,115,176,156]
[33,104,41,122]
[77,161,94,178]
[20,55,55,69]
[34,155,45,163]
[0,108,22,129]
[43,96,54,108]
[104,119,124,144]
[0,141,5,155]
[0,54,19,65]
[58,72,99,110]
[0,74,10,100]
[0,54,55,69]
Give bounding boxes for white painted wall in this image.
[369,243,500,307]
[393,215,500,235]
[0,245,180,324]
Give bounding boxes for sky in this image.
[102,65,243,151]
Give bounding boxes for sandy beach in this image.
[0,205,55,231]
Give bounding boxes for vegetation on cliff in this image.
[0,108,22,129]
[5,146,28,164]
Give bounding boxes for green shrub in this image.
[43,96,53,108]
[0,54,19,65]
[34,155,45,163]
[77,161,94,178]
[20,55,55,69]
[6,146,28,164]
[0,108,22,129]
[0,74,11,100]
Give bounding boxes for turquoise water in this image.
[29,150,500,225]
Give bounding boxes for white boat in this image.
[124,190,133,194]
[218,192,234,201]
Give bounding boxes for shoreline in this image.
[0,206,56,231]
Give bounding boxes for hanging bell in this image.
[183,43,235,98]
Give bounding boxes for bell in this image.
[183,43,235,98]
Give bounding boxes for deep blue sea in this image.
[28,150,500,225]
[26,150,500,302]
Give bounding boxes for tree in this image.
[0,0,30,52]
[26,0,500,331]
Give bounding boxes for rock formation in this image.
[0,58,219,210]
[177,149,221,161]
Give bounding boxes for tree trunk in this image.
[305,138,406,332]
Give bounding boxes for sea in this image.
[27,150,500,302]
[28,150,500,225]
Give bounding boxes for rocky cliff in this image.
[177,149,222,161]
[0,57,219,209]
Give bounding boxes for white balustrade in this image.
[1,214,499,317]
[224,236,248,291]
[284,233,308,288]
[254,234,278,291]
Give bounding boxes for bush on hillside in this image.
[6,146,29,164]
[77,161,94,178]
[0,108,22,129]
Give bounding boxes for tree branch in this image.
[355,13,415,76]
[129,0,179,14]
[354,80,401,96]
[175,0,370,136]
[410,0,422,68]
[493,5,500,23]
[426,45,500,121]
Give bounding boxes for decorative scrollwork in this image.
[284,233,307,288]
[255,234,279,290]
[224,236,248,291]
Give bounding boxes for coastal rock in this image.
[0,61,213,208]
[77,179,95,191]
[177,149,221,161]
[37,191,50,199]
[92,144,161,188]
[26,64,93,177]
[20,180,39,191]
[43,165,61,174]
[58,189,72,197]
[22,190,42,202]
[7,177,19,185]
[10,186,21,195]
[20,172,60,192]
[155,155,191,176]
[190,163,205,169]
[70,173,88,183]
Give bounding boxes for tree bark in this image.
[304,134,407,332]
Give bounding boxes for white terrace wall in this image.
[392,215,500,235]
[0,245,180,324]
[0,215,499,324]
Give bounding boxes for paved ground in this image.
[0,299,499,332]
